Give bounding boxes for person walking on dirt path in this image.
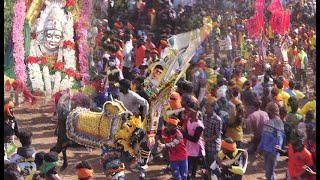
[246,101,269,153]
[4,101,20,160]
[257,103,285,180]
[295,47,308,87]
[202,99,222,176]
[275,130,314,180]
[158,117,188,180]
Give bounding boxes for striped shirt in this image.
[203,113,222,153]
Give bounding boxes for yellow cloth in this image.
[218,149,246,175]
[232,77,247,90]
[225,103,243,142]
[298,100,316,122]
[243,44,253,59]
[268,25,274,39]
[293,90,305,100]
[309,35,316,50]
[277,88,290,106]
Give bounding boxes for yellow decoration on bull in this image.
[115,116,143,156]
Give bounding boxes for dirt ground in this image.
[10,97,287,180]
[9,60,314,180]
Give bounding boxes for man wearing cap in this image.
[4,101,20,160]
[158,117,188,180]
[275,130,314,180]
[212,138,248,180]
[257,103,285,180]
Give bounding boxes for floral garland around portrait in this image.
[13,0,27,85]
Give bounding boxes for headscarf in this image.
[77,168,94,179]
[40,161,59,175]
[169,92,182,109]
[221,139,237,151]
[4,101,14,117]
[166,117,180,126]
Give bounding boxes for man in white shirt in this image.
[118,79,149,118]
[223,32,233,63]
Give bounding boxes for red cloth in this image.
[287,144,313,178]
[267,0,283,13]
[270,10,290,36]
[246,14,261,38]
[115,50,123,70]
[255,0,265,12]
[135,45,146,67]
[95,32,103,47]
[161,129,188,161]
[145,42,156,50]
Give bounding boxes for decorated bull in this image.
[66,100,151,179]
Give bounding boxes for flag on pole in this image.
[267,0,283,13]
[255,0,265,12]
[270,10,290,36]
[255,0,265,29]
[246,14,261,38]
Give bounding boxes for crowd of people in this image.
[4,0,316,179]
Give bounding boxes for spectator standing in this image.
[159,117,188,180]
[257,103,285,180]
[10,131,37,177]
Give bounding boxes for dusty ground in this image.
[9,60,314,180]
[10,97,288,180]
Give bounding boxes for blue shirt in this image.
[258,117,285,156]
[284,88,296,97]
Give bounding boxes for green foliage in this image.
[4,0,14,53]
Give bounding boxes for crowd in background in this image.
[4,0,316,179]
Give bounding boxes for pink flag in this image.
[255,0,265,12]
[267,0,283,13]
[270,10,290,36]
[246,14,261,38]
[256,11,264,30]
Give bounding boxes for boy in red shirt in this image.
[159,117,188,180]
[275,130,314,180]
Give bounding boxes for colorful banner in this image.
[255,0,265,12]
[267,0,283,13]
[246,14,261,38]
[270,10,290,36]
